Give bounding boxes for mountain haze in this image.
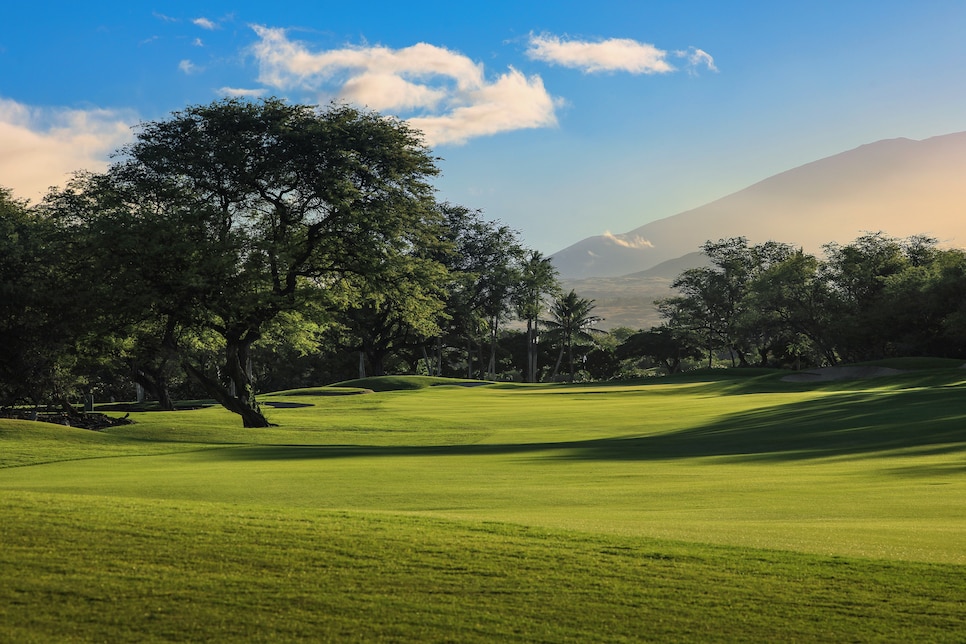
[552,132,966,278]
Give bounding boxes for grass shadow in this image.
[215,385,966,471]
[567,387,966,463]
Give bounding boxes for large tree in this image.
[433,205,525,379]
[331,251,449,377]
[0,187,54,405]
[58,98,443,427]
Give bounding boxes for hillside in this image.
[561,252,710,330]
[552,131,966,278]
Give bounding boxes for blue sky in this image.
[3,1,966,253]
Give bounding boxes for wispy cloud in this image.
[526,33,674,74]
[675,46,717,74]
[178,59,202,75]
[0,98,134,202]
[602,231,654,249]
[193,17,218,30]
[249,25,559,146]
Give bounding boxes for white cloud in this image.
[193,17,217,30]
[0,98,134,202]
[179,59,202,75]
[219,87,268,98]
[675,47,717,74]
[249,25,558,145]
[602,231,654,249]
[193,38,204,47]
[526,33,674,74]
[409,68,557,145]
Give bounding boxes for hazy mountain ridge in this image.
[551,131,966,279]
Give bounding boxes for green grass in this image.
[2,492,963,643]
[2,368,965,640]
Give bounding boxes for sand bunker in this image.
[781,366,905,382]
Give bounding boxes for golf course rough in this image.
[1,369,964,641]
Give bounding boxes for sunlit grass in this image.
[2,369,965,640]
[2,492,963,643]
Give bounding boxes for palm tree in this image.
[513,251,559,382]
[546,290,604,382]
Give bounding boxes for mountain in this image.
[551,132,966,278]
[560,253,711,331]
[623,251,710,279]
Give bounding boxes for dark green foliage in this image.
[11,96,966,411]
[617,326,703,374]
[430,204,530,379]
[514,251,560,382]
[545,289,603,381]
[44,99,447,426]
[655,233,966,368]
[0,187,89,407]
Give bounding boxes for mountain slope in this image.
[552,132,966,278]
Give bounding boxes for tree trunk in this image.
[757,347,769,368]
[132,366,175,411]
[487,316,498,379]
[58,396,83,421]
[182,336,272,428]
[436,337,443,377]
[568,338,575,383]
[552,345,564,379]
[368,350,387,377]
[525,318,536,383]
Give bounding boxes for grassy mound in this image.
[331,375,491,392]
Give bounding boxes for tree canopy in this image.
[8,98,966,422]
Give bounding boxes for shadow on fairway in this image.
[217,386,966,471]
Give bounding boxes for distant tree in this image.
[617,326,703,375]
[822,232,918,361]
[514,251,559,382]
[700,238,795,366]
[658,238,801,368]
[658,266,728,368]
[331,252,449,377]
[433,205,525,379]
[546,290,604,382]
[747,249,836,366]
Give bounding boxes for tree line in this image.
[5,98,964,428]
[0,98,604,426]
[623,233,966,373]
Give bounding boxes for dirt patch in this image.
[781,366,905,382]
[0,410,134,430]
